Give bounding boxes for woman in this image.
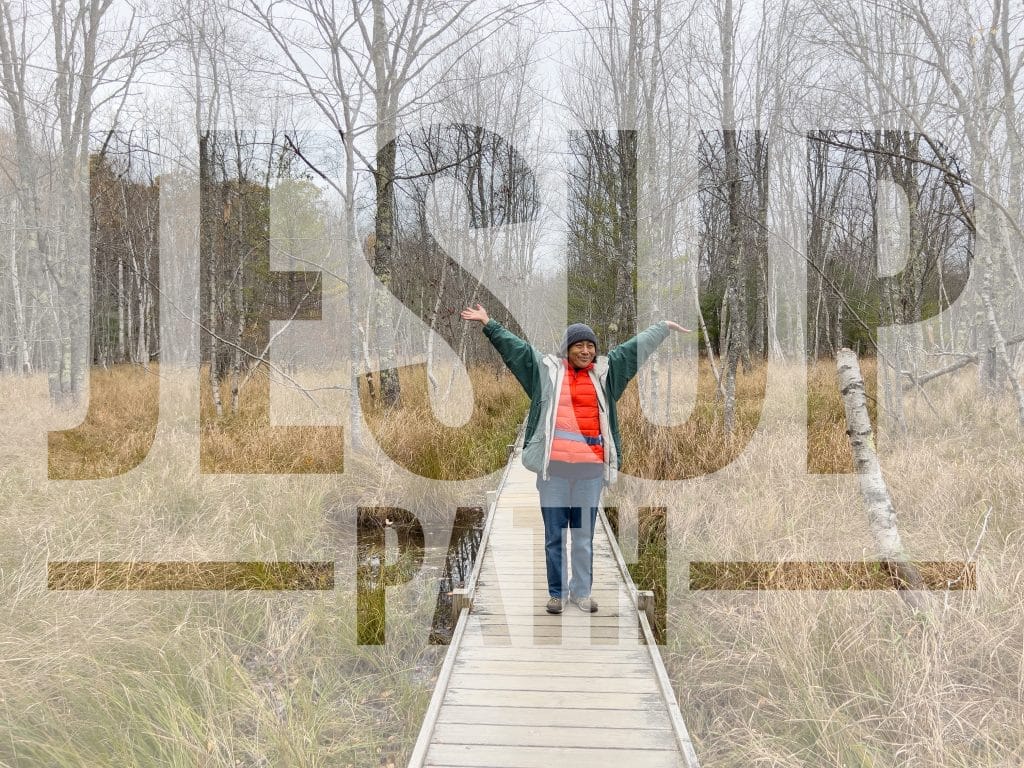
[460,304,689,614]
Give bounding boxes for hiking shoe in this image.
[569,594,598,613]
[545,597,563,614]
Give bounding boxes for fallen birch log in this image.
[836,348,928,611]
[902,332,1024,391]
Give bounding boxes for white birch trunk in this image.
[691,265,721,393]
[117,253,126,362]
[837,347,927,610]
[767,257,784,361]
[425,257,447,396]
[8,204,31,374]
[978,253,1024,425]
[136,278,149,370]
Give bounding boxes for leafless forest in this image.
[1,0,1023,765]
[0,0,1018,425]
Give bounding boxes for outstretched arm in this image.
[606,320,691,400]
[461,304,539,394]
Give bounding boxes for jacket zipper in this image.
[542,360,562,481]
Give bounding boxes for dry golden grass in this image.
[46,363,525,481]
[688,559,974,590]
[5,357,1024,766]
[618,358,768,478]
[0,366,454,768]
[645,361,1024,767]
[47,560,335,590]
[45,363,347,478]
[360,363,528,481]
[807,356,879,474]
[47,364,160,479]
[43,357,866,483]
[200,367,344,474]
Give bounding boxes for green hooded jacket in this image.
[481,319,671,484]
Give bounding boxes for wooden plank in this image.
[430,723,678,750]
[424,744,684,768]
[476,586,626,595]
[465,619,637,631]
[485,544,619,552]
[468,606,622,618]
[472,612,629,625]
[464,632,640,645]
[472,612,627,623]
[482,541,615,548]
[461,635,639,645]
[478,567,622,575]
[482,558,621,565]
[409,452,700,768]
[481,592,614,606]
[485,549,619,556]
[446,673,661,694]
[475,593,626,606]
[473,610,633,620]
[472,603,627,612]
[474,588,629,599]
[435,704,672,730]
[455,646,650,663]
[444,689,664,710]
[473,606,630,618]
[451,660,651,678]
[470,622,636,635]
[479,564,621,571]
[470,622,636,637]
[466,631,639,644]
[481,563,622,570]
[477,577,626,587]
[461,635,636,647]
[406,594,469,767]
[477,580,624,589]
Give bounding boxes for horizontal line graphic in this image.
[689,561,975,590]
[48,561,334,590]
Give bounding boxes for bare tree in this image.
[0,0,153,404]
[249,0,529,416]
[813,0,1024,425]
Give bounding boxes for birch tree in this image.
[249,0,528,411]
[0,0,153,404]
[814,0,1024,425]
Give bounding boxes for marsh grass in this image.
[807,356,878,474]
[5,357,1024,766]
[359,364,527,481]
[618,357,768,478]
[47,363,525,483]
[46,364,160,479]
[1,367,453,768]
[649,361,1024,767]
[199,368,345,475]
[1,587,440,767]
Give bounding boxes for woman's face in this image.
[567,340,596,369]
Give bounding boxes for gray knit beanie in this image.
[560,323,598,355]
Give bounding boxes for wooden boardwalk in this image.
[409,443,700,768]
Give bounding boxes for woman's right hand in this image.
[460,303,490,325]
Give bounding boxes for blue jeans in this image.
[536,474,604,599]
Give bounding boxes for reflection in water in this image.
[355,506,484,645]
[430,507,484,644]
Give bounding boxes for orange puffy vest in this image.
[549,360,605,464]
